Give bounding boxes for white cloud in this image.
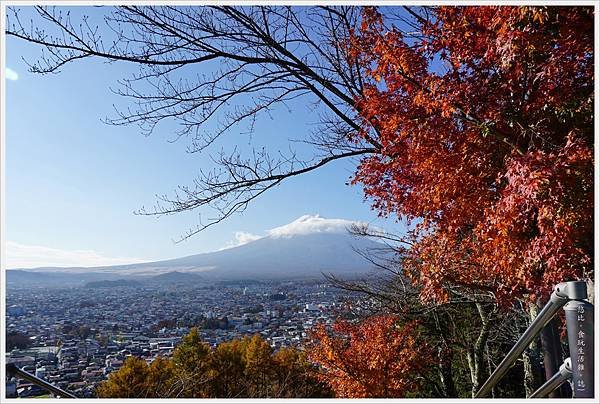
[267,214,364,238]
[5,67,19,81]
[220,215,373,249]
[233,231,263,245]
[4,241,146,269]
[220,231,263,250]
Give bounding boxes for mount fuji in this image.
[7,215,390,286]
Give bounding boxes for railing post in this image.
[564,298,594,398]
[539,304,570,397]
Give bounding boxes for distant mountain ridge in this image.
[7,228,387,286]
[84,279,142,288]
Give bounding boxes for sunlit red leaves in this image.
[349,6,593,305]
[308,316,431,398]
[478,136,593,297]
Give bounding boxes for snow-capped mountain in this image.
[7,215,390,284]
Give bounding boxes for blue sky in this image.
[4,6,405,268]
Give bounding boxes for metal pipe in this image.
[529,358,572,398]
[564,299,594,398]
[6,363,77,398]
[539,315,567,397]
[475,290,569,397]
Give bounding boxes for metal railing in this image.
[6,362,77,398]
[475,281,594,398]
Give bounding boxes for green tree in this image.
[171,327,212,397]
[6,332,32,350]
[243,335,275,397]
[96,357,150,398]
[208,338,248,397]
[146,357,176,398]
[273,347,333,398]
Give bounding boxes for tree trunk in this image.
[522,303,544,396]
[433,310,457,398]
[485,342,496,398]
[468,303,493,398]
[438,344,457,397]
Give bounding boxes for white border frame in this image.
[1,1,598,402]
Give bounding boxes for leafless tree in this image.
[323,223,536,397]
[6,5,392,240]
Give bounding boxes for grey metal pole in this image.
[564,299,594,398]
[475,290,568,397]
[539,313,568,397]
[529,358,572,398]
[5,363,77,398]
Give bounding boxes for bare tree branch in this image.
[6,5,387,239]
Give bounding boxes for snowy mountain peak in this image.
[266,214,363,238]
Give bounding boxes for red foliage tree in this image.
[349,6,594,304]
[308,315,431,397]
